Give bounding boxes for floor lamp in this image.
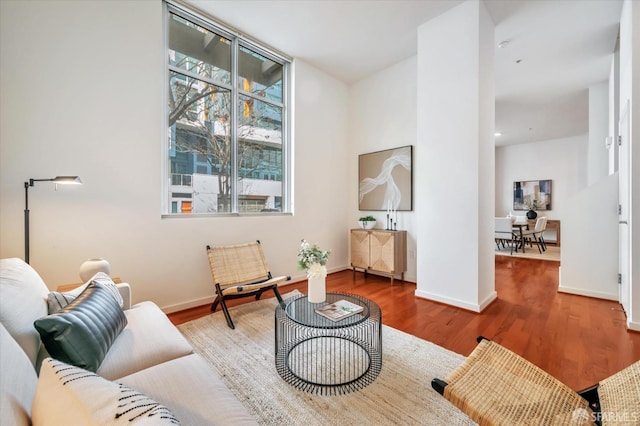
[24,176,82,264]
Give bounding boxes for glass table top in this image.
[283,292,373,329]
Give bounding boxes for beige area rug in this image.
[495,244,560,262]
[178,291,476,426]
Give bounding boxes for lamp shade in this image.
[52,176,83,184]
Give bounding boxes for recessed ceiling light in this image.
[495,132,502,137]
[498,40,509,49]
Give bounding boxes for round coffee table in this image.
[274,292,382,395]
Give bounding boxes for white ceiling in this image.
[186,0,622,146]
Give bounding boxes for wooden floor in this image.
[169,256,640,392]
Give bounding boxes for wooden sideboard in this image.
[57,277,122,292]
[350,229,407,285]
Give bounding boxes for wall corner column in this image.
[415,0,496,312]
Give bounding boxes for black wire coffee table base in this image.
[275,293,382,395]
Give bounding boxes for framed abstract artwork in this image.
[358,145,413,211]
[513,179,552,210]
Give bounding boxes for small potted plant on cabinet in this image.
[358,215,377,230]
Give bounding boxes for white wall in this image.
[495,135,588,220]
[415,1,496,312]
[549,75,619,301]
[559,73,618,302]
[348,56,418,282]
[560,173,619,300]
[588,81,610,185]
[0,0,351,312]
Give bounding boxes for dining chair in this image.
[495,217,517,255]
[521,217,547,253]
[538,217,548,251]
[511,216,528,252]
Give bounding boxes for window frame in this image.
[163,1,292,217]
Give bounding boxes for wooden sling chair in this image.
[206,241,289,329]
[432,337,640,426]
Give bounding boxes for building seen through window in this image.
[166,4,290,214]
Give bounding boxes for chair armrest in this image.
[431,378,448,395]
[116,283,131,310]
[221,276,290,295]
[271,275,292,285]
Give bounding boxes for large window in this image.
[165,3,290,215]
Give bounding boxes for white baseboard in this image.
[479,291,498,311]
[415,289,497,313]
[557,285,618,301]
[162,295,215,314]
[627,321,640,332]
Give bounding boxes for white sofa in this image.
[0,258,258,425]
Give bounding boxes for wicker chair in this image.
[432,337,640,426]
[206,241,289,329]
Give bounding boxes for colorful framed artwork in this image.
[513,179,552,210]
[358,145,413,211]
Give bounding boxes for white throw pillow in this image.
[47,272,124,314]
[0,258,50,366]
[32,358,180,425]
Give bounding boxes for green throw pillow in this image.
[47,272,124,314]
[34,281,127,372]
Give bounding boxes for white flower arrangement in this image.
[526,200,541,211]
[297,239,331,280]
[306,263,327,280]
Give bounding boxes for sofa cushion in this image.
[0,258,50,366]
[97,301,193,380]
[47,272,124,314]
[34,282,127,372]
[34,282,133,375]
[119,354,257,425]
[0,323,38,426]
[32,358,181,425]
